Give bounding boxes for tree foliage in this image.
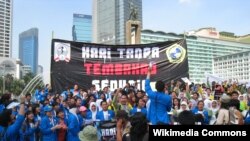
[0,72,42,96]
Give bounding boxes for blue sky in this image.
[12,0,250,83]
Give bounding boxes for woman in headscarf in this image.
[87,102,98,121]
[209,100,219,125]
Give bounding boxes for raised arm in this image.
[8,96,26,134]
[145,64,154,98]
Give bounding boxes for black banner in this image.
[50,39,188,93]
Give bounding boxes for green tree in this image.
[23,72,35,84]
[11,79,25,95]
[5,73,14,92]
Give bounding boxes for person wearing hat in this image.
[215,94,230,125]
[177,101,190,115]
[78,106,88,130]
[40,105,61,141]
[78,125,98,141]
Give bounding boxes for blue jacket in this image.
[96,110,115,121]
[39,116,58,141]
[19,122,37,141]
[63,107,70,120]
[192,108,210,125]
[67,113,80,141]
[0,114,25,141]
[77,114,87,130]
[130,107,147,116]
[86,110,93,120]
[0,104,5,113]
[145,79,172,125]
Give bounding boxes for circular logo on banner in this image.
[54,42,71,62]
[166,44,186,64]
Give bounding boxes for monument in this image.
[126,0,142,44]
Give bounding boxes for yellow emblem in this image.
[166,43,186,64]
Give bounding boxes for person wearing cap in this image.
[78,125,98,141]
[40,105,61,141]
[78,106,88,130]
[215,94,230,125]
[177,101,190,115]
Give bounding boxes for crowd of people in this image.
[1,66,250,141]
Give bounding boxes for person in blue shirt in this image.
[96,101,115,121]
[145,64,172,125]
[67,102,80,141]
[192,100,210,125]
[32,104,42,141]
[0,97,25,141]
[130,98,147,116]
[40,105,61,141]
[0,93,11,113]
[19,111,38,141]
[77,106,88,130]
[70,84,80,97]
[87,102,98,121]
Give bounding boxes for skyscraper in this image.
[0,0,13,57]
[72,14,92,42]
[19,28,38,74]
[93,0,142,45]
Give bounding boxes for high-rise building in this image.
[93,0,142,45]
[213,50,250,82]
[19,28,38,74]
[37,65,43,74]
[21,65,32,78]
[72,14,92,42]
[0,0,13,57]
[141,28,250,83]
